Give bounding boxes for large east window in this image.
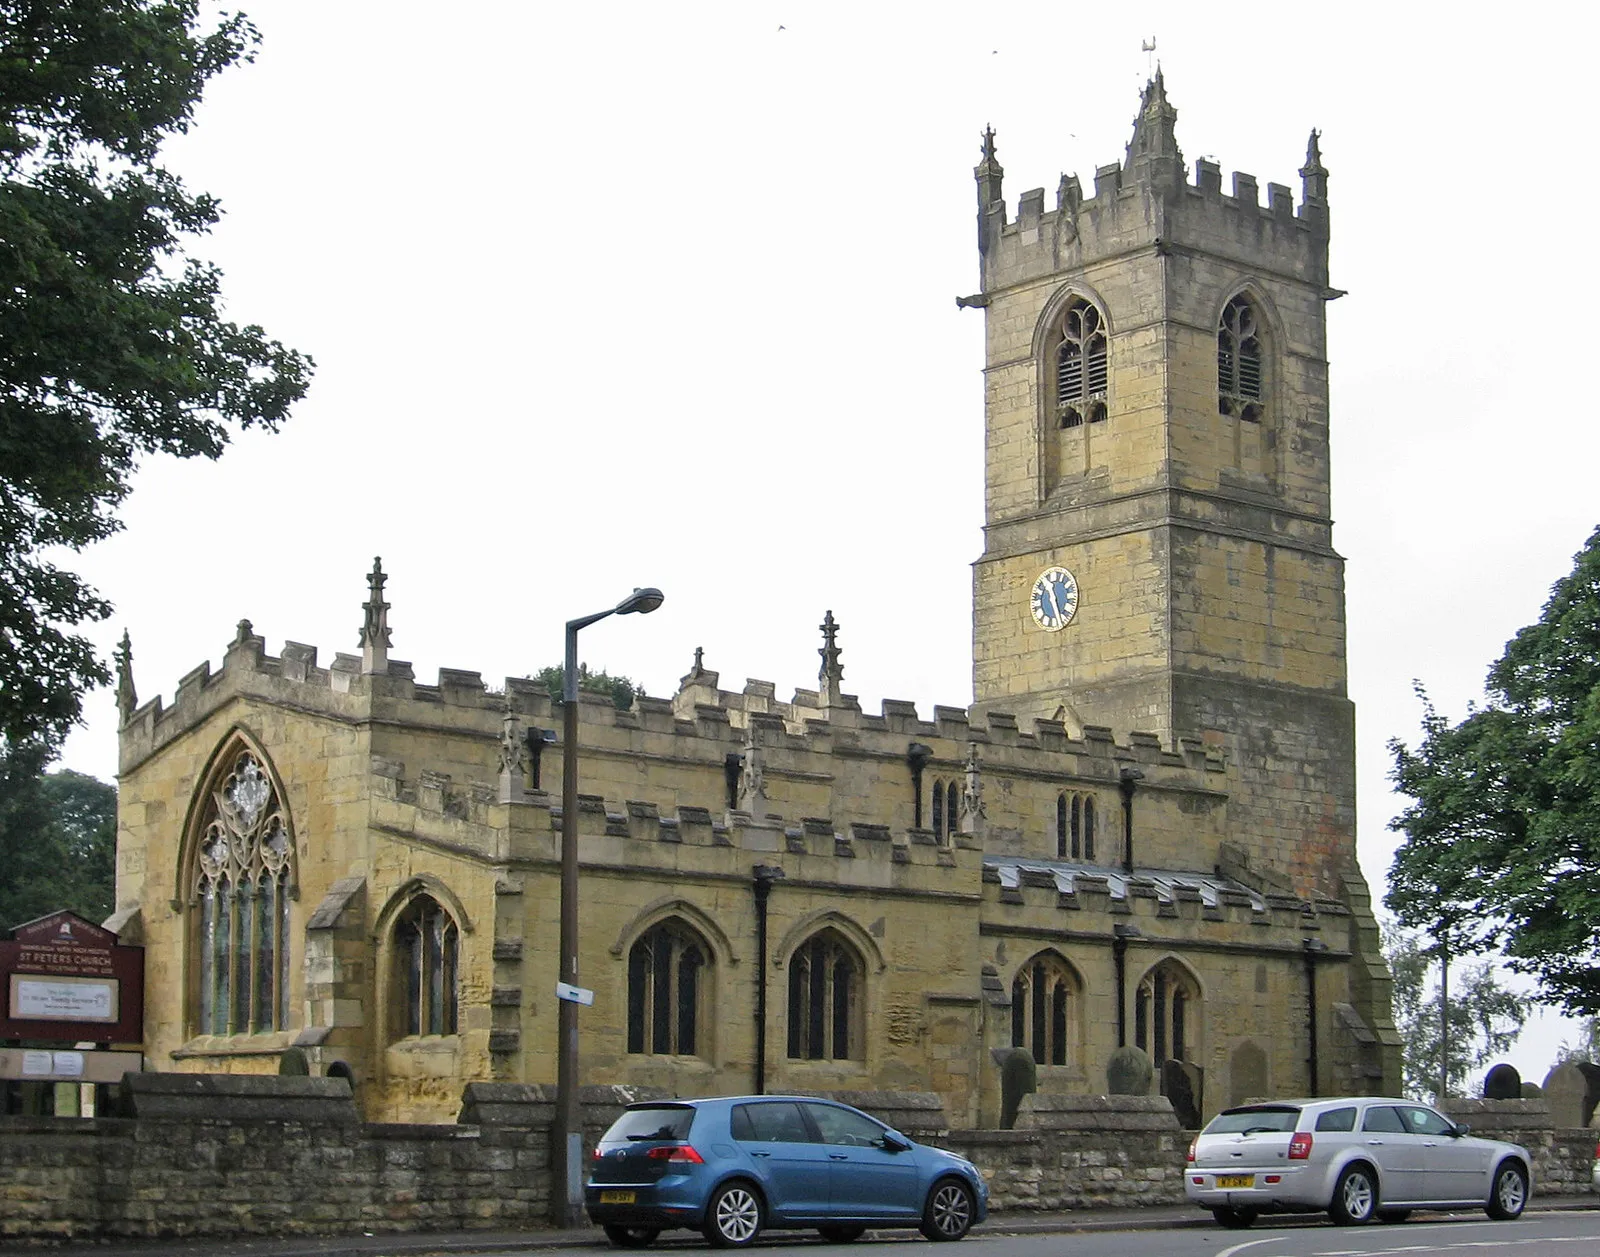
[192,747,293,1035]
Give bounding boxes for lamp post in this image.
[552,586,664,1226]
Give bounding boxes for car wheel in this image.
[818,1224,867,1242]
[1329,1164,1378,1225]
[920,1178,976,1242]
[603,1225,660,1248]
[1486,1162,1528,1220]
[1377,1209,1411,1224]
[703,1181,763,1248]
[1211,1206,1257,1229]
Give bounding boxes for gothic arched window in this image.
[1217,294,1264,421]
[627,919,709,1056]
[947,781,959,838]
[1010,951,1079,1066]
[1056,297,1109,429]
[394,894,459,1037]
[787,929,863,1061]
[931,777,945,840]
[191,746,294,1036]
[1135,960,1200,1066]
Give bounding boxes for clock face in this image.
[1030,566,1080,632]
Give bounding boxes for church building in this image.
[109,77,1401,1128]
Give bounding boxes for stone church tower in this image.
[969,73,1352,899]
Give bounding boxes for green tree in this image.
[1384,929,1531,1101]
[533,664,644,712]
[0,739,117,930]
[1387,526,1600,1017]
[0,1,314,752]
[1555,1018,1600,1066]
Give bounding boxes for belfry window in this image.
[192,748,293,1036]
[1055,297,1108,429]
[1218,294,1264,421]
[395,894,459,1037]
[627,919,709,1056]
[1010,952,1078,1066]
[787,929,863,1061]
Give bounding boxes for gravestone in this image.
[998,1048,1036,1131]
[1521,1082,1542,1098]
[1163,1059,1202,1130]
[1482,1062,1520,1099]
[1229,1041,1268,1107]
[1106,1045,1153,1096]
[1578,1062,1600,1127]
[1542,1061,1587,1128]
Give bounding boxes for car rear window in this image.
[1315,1107,1356,1132]
[1205,1106,1301,1134]
[603,1105,695,1142]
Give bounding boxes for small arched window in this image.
[1218,294,1264,421]
[395,894,459,1037]
[1055,297,1108,429]
[1010,952,1079,1066]
[787,929,864,1061]
[947,781,960,841]
[1055,792,1098,861]
[931,777,945,839]
[192,747,294,1036]
[627,919,709,1056]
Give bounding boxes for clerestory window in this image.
[1055,792,1097,860]
[1055,297,1108,428]
[787,929,863,1061]
[1217,294,1264,421]
[192,747,294,1036]
[627,919,708,1056]
[395,893,459,1037]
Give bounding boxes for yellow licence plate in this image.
[600,1191,636,1204]
[1216,1175,1254,1189]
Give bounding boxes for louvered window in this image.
[1055,298,1108,429]
[1218,294,1264,421]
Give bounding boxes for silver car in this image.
[1185,1097,1531,1229]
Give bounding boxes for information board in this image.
[0,911,143,1043]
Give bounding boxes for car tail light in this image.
[1186,1136,1197,1163]
[1287,1132,1313,1160]
[646,1144,705,1164]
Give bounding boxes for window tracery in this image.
[1135,960,1199,1066]
[1055,297,1109,428]
[193,749,293,1035]
[1011,951,1079,1066]
[787,929,863,1061]
[627,918,708,1056]
[1217,294,1264,421]
[395,894,459,1037]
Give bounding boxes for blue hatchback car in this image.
[585,1095,989,1247]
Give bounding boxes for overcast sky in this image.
[55,2,1600,1081]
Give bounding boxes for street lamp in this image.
[552,587,664,1226]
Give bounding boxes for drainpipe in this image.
[1303,937,1328,1093]
[752,865,784,1094]
[907,743,933,828]
[1112,923,1141,1047]
[1118,767,1143,873]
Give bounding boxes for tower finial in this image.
[974,124,1005,252]
[114,629,137,726]
[359,556,391,675]
[1300,128,1328,205]
[1125,72,1182,190]
[818,610,844,706]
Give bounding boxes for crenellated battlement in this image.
[975,74,1330,297]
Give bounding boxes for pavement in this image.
[17,1196,1600,1257]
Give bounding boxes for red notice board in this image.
[0,910,144,1043]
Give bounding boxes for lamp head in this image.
[616,587,665,616]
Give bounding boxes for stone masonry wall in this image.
[1442,1098,1597,1197]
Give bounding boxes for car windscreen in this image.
[1205,1106,1301,1134]
[602,1105,696,1142]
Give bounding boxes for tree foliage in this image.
[0,1,313,751]
[534,664,643,712]
[1387,526,1600,1016]
[0,738,116,930]
[1384,929,1531,1101]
